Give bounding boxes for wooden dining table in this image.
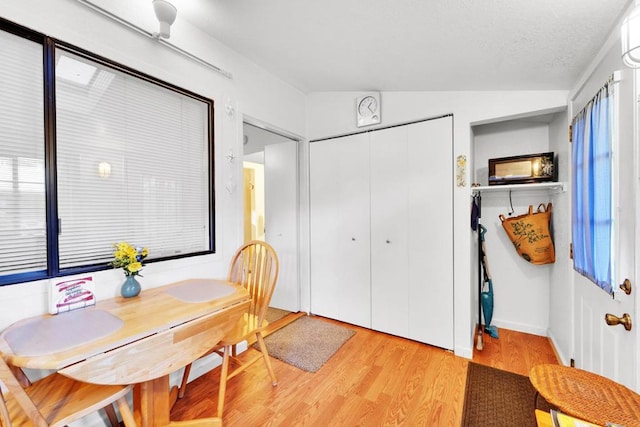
[0,278,251,427]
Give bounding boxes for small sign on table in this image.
[48,275,96,314]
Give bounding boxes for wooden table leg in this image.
[134,376,171,427]
[170,385,180,408]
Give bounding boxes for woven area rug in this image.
[254,316,355,373]
[461,362,553,427]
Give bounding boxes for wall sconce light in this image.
[152,0,177,39]
[226,175,236,194]
[225,98,236,119]
[621,1,640,68]
[226,149,236,163]
[98,161,112,178]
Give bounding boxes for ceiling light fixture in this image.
[152,0,177,39]
[621,1,640,67]
[75,0,232,79]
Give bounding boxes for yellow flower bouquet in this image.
[110,242,149,277]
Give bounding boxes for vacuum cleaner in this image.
[479,225,499,339]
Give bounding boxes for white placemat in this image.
[164,279,236,303]
[4,308,123,357]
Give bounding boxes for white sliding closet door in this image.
[406,117,453,349]
[310,133,371,328]
[369,117,453,349]
[309,116,453,349]
[370,126,410,337]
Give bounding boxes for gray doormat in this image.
[254,316,355,373]
[265,307,291,324]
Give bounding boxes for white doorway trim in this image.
[243,115,303,143]
[242,115,305,312]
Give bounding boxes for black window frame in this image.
[0,17,216,286]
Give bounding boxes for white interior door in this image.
[264,141,299,311]
[574,70,636,388]
[310,133,371,328]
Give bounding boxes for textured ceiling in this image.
[177,0,631,93]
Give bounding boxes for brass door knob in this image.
[605,313,632,331]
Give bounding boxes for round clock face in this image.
[358,96,378,117]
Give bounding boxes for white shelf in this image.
[471,182,565,194]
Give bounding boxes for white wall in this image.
[305,90,568,358]
[547,110,572,365]
[0,0,306,331]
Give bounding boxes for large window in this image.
[0,20,215,286]
[0,29,47,279]
[55,48,212,268]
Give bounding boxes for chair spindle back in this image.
[227,240,279,325]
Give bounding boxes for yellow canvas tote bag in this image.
[499,203,555,265]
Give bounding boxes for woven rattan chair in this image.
[530,364,640,427]
[0,356,135,427]
[178,240,279,417]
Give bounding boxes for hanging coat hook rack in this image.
[508,189,514,216]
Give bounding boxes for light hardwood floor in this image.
[171,314,558,426]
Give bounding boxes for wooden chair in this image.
[0,356,135,427]
[178,240,279,417]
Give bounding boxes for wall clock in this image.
[356,93,381,127]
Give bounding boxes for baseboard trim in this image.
[492,319,547,336]
[546,329,569,366]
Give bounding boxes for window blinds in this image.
[0,31,47,276]
[55,49,211,269]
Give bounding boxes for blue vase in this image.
[121,275,141,298]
